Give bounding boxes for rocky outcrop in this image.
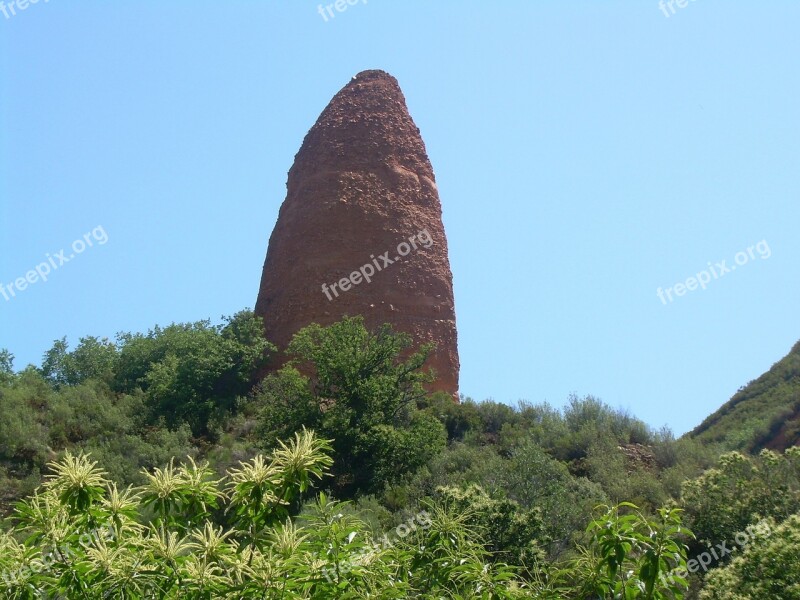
[617,444,657,472]
[255,70,459,397]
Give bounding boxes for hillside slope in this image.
[690,340,800,452]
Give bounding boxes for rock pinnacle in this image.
[255,70,459,397]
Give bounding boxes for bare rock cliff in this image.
[255,70,459,397]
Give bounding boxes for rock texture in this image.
[255,70,459,397]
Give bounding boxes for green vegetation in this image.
[256,317,445,497]
[1,313,798,598]
[681,448,800,553]
[699,514,800,599]
[690,340,800,452]
[0,435,693,599]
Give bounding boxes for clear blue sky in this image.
[2,1,798,435]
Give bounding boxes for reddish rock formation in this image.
[255,69,459,397]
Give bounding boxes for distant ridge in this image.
[690,340,800,452]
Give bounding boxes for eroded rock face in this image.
[254,70,459,397]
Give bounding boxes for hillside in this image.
[3,316,800,598]
[690,340,800,452]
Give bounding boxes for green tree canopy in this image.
[113,310,273,434]
[0,349,13,384]
[257,316,446,497]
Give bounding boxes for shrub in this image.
[700,515,800,599]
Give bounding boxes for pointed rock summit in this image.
[255,70,459,396]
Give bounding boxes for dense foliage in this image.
[256,317,446,496]
[680,447,800,554]
[0,432,695,599]
[1,313,798,598]
[699,514,800,599]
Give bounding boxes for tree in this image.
[257,316,447,497]
[114,311,273,434]
[41,336,117,387]
[0,349,13,385]
[40,336,72,386]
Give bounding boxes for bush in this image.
[700,515,800,599]
[681,448,800,552]
[503,440,606,557]
[436,483,547,568]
